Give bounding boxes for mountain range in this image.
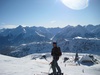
[0,24,100,57]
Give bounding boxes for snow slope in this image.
[0,53,100,75]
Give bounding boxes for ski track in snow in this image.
[0,53,100,75]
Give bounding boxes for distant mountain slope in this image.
[53,25,100,40]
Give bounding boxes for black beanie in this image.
[53,42,57,44]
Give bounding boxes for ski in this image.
[49,72,64,75]
[41,72,64,75]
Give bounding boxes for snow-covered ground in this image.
[0,53,100,75]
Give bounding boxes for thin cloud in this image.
[0,24,30,29]
[0,25,17,29]
[50,21,56,24]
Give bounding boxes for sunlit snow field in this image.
[0,53,100,75]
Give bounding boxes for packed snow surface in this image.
[0,53,100,75]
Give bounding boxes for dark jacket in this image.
[51,47,62,60]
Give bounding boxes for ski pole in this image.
[48,65,51,74]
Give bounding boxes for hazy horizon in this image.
[0,24,100,29]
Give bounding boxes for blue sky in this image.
[0,0,100,28]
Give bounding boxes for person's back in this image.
[51,46,62,61]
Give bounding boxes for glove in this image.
[49,62,52,65]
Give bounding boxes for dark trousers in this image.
[51,59,61,74]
